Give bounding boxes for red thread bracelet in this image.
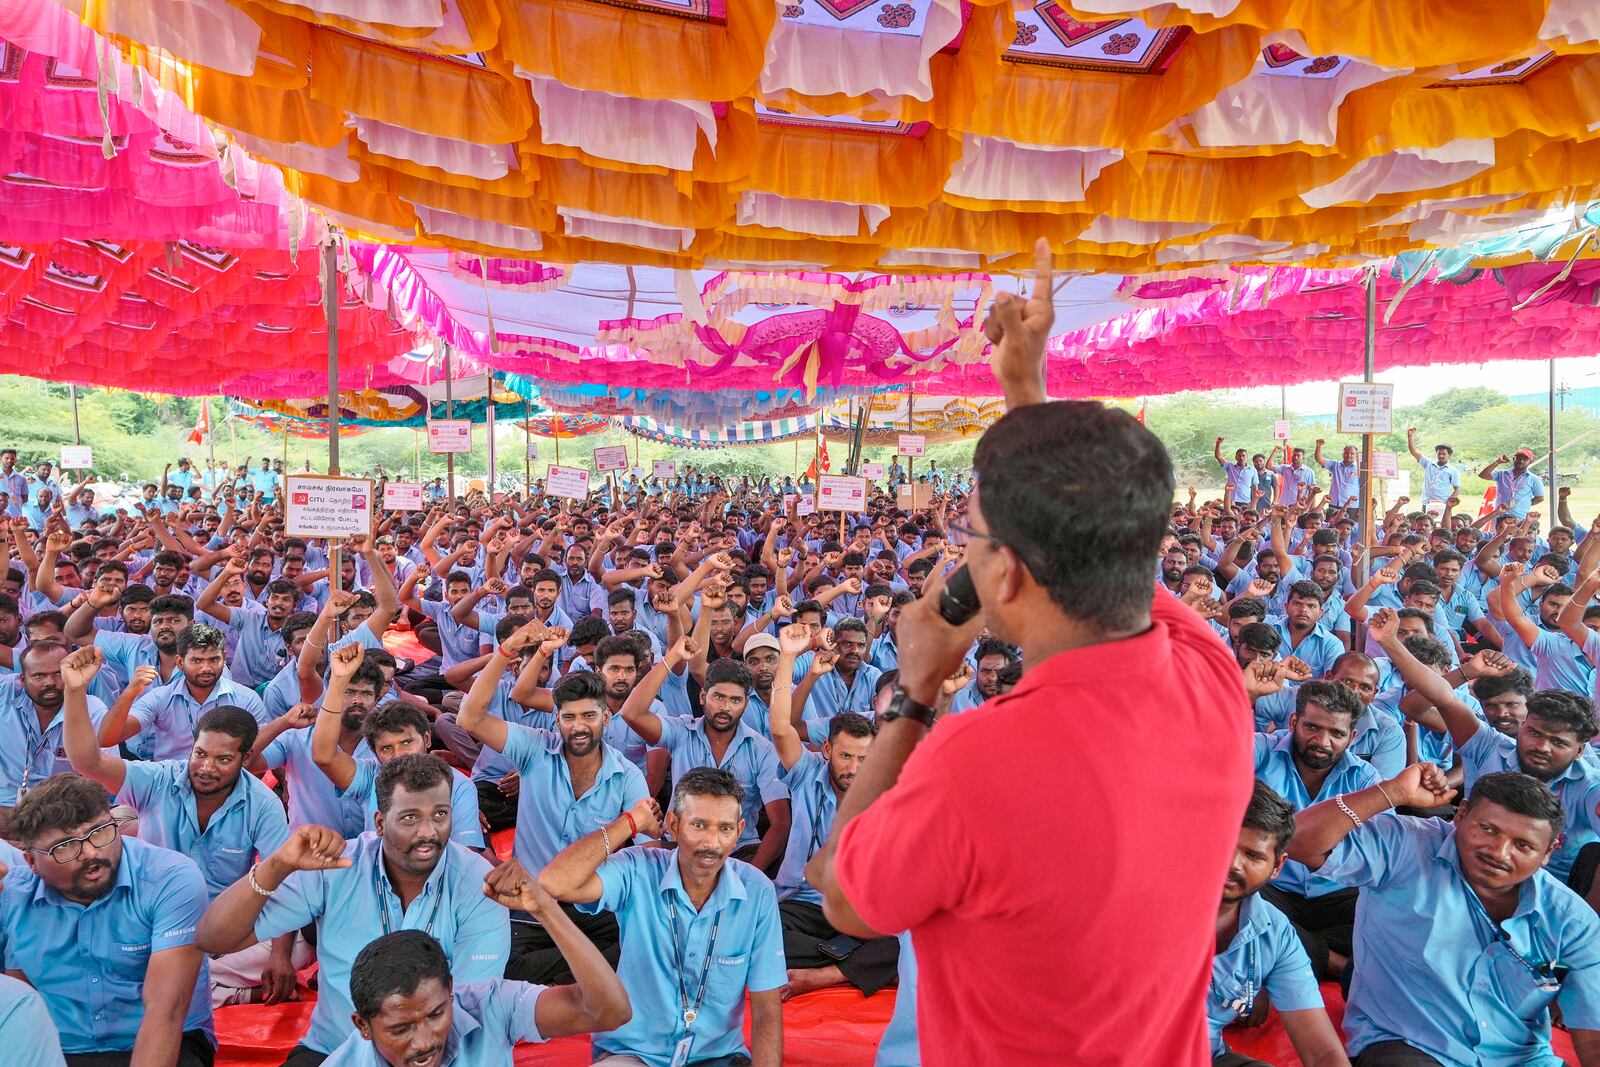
[623,811,639,837]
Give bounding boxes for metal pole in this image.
[523,399,532,500]
[1358,268,1376,591]
[228,415,237,469]
[1550,357,1558,498]
[69,385,81,445]
[322,240,341,478]
[486,402,497,499]
[414,429,421,482]
[206,400,216,471]
[443,344,456,508]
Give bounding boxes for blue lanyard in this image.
[1463,880,1561,991]
[1213,940,1258,1019]
[375,861,445,938]
[667,900,721,1031]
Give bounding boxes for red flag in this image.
[819,440,831,473]
[1478,483,1498,518]
[1136,400,1147,425]
[187,399,211,445]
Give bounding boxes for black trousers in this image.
[1258,885,1358,981]
[1355,1041,1446,1066]
[505,902,622,984]
[779,899,900,996]
[475,779,518,832]
[65,1031,214,1067]
[278,1044,327,1067]
[729,841,783,879]
[1213,1054,1273,1067]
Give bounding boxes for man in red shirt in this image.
[807,239,1255,1066]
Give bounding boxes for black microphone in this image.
[937,563,982,625]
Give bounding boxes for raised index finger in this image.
[1027,236,1053,302]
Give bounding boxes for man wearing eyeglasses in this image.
[0,773,214,1066]
[1289,768,1600,1065]
[804,240,1256,1067]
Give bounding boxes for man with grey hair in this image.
[539,766,786,1067]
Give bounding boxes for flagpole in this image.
[205,400,216,470]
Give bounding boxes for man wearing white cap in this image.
[742,632,784,737]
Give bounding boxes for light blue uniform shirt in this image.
[790,652,883,728]
[225,607,288,688]
[322,980,548,1067]
[119,759,290,900]
[0,470,26,516]
[0,838,212,1054]
[0,972,66,1066]
[1322,813,1600,1065]
[1207,893,1323,1057]
[578,847,786,1067]
[1493,470,1545,520]
[339,761,485,849]
[875,931,919,1066]
[1525,627,1598,697]
[0,684,112,804]
[1458,722,1600,883]
[501,724,648,872]
[774,750,837,907]
[93,630,166,692]
[869,632,899,673]
[657,715,788,849]
[557,571,604,622]
[1265,617,1344,679]
[259,726,374,835]
[1253,731,1381,897]
[1222,462,1257,505]
[417,598,490,671]
[253,833,510,1054]
[1421,459,1462,503]
[1274,462,1318,505]
[467,674,550,784]
[1322,458,1360,508]
[128,673,269,761]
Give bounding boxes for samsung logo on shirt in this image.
[120,943,150,953]
[219,847,245,854]
[716,955,747,966]
[470,953,501,962]
[162,926,196,939]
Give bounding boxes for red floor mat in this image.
[215,981,1578,1065]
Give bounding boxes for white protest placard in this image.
[818,475,869,513]
[525,438,539,461]
[285,475,374,539]
[897,433,926,457]
[1273,419,1291,441]
[546,464,591,500]
[59,445,92,469]
[594,445,629,472]
[1371,450,1399,479]
[1336,382,1395,435]
[652,460,678,481]
[427,420,472,454]
[796,494,816,516]
[783,493,798,512]
[860,462,886,480]
[383,481,424,511]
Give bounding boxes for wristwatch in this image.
[880,687,937,726]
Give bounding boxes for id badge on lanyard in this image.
[670,1034,694,1067]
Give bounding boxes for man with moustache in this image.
[621,636,792,875]
[57,645,307,1009]
[1209,781,1347,1067]
[0,642,115,811]
[768,624,896,998]
[196,756,510,1067]
[0,773,214,1065]
[456,621,651,983]
[538,767,785,1067]
[1290,768,1600,1065]
[65,591,195,691]
[108,624,268,760]
[1252,679,1381,980]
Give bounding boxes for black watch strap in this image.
[881,687,937,726]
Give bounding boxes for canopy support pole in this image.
[486,402,497,499]
[206,401,216,471]
[1358,268,1376,596]
[414,429,421,482]
[321,238,343,606]
[1550,357,1559,497]
[228,416,237,469]
[524,399,532,500]
[443,344,456,509]
[69,385,81,445]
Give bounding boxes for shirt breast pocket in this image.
[1488,948,1561,1021]
[108,938,153,983]
[711,953,750,997]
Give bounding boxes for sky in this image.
[1221,355,1600,416]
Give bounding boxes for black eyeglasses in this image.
[945,520,1003,548]
[29,818,121,863]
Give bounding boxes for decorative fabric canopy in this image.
[70,0,1600,271]
[514,413,612,437]
[232,368,539,425]
[231,410,373,438]
[618,391,1002,445]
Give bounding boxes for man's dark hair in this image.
[350,930,452,1019]
[1472,667,1534,702]
[1400,562,1438,585]
[151,594,195,620]
[0,592,18,619]
[607,587,637,609]
[974,401,1172,630]
[282,612,319,644]
[833,618,868,641]
[792,599,824,621]
[495,616,521,642]
[25,611,67,636]
[266,579,299,600]
[5,773,109,845]
[1526,690,1598,741]
[1236,622,1280,655]
[568,616,611,649]
[671,766,745,814]
[176,623,226,657]
[1295,679,1362,723]
[119,584,155,608]
[1227,597,1268,622]
[828,711,877,741]
[1286,580,1323,603]
[194,705,260,752]
[594,635,640,670]
[974,636,1019,664]
[153,550,186,570]
[349,660,388,694]
[1431,550,1466,569]
[864,581,895,601]
[363,702,432,747]
[998,661,1023,688]
[445,570,472,589]
[1463,771,1564,841]
[376,753,453,816]
[504,585,534,606]
[1242,779,1296,855]
[1404,579,1443,600]
[1536,554,1572,577]
[18,639,68,673]
[529,567,562,588]
[1400,633,1450,670]
[704,658,753,693]
[553,669,606,708]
